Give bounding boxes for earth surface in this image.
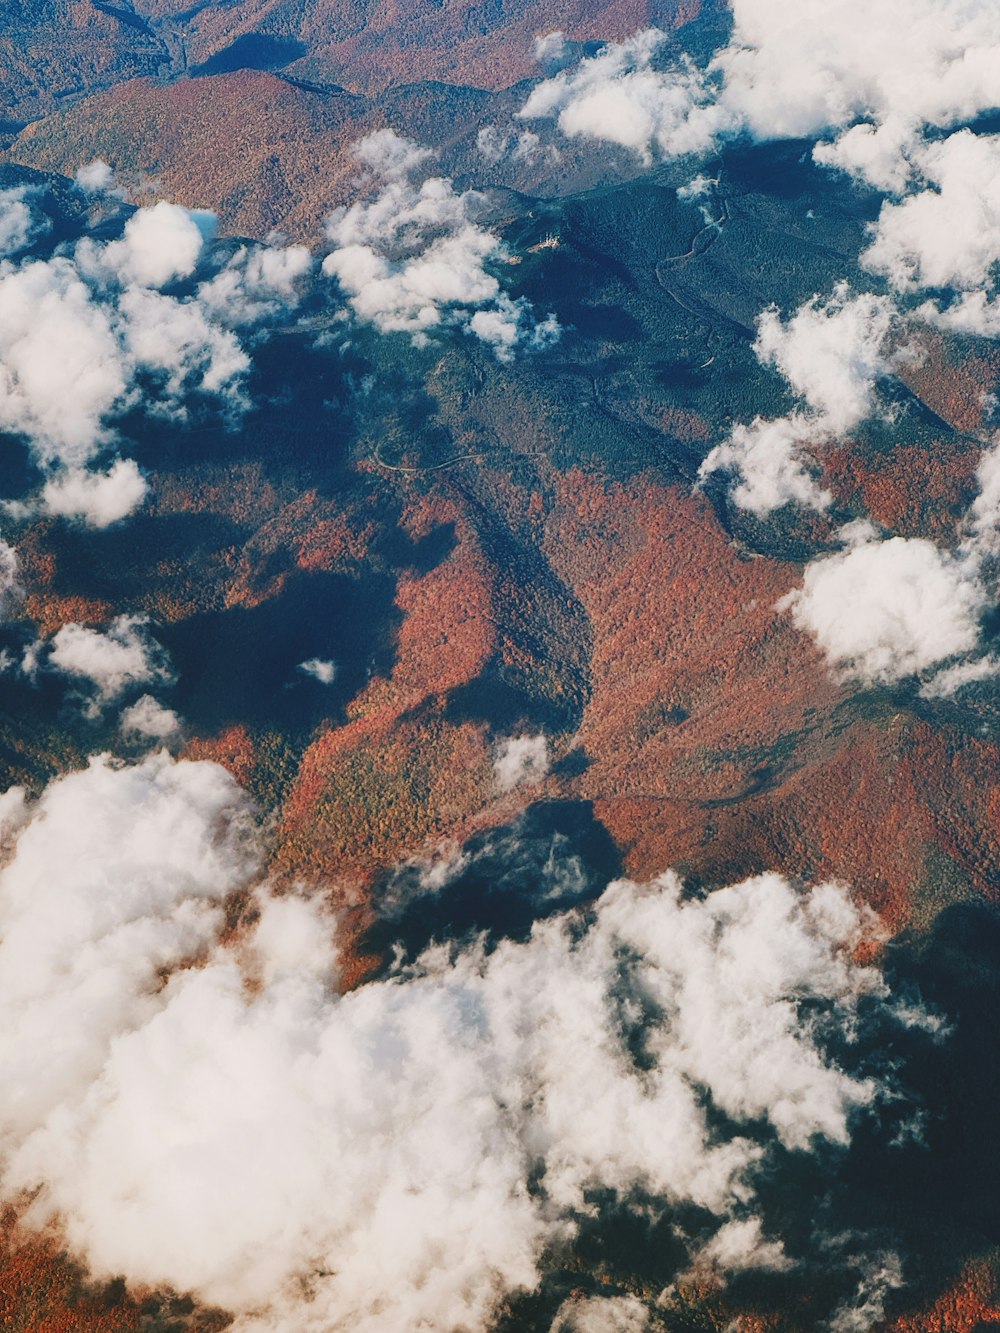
[0,2,999,1331]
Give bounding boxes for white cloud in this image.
[918,655,1000,699]
[967,432,1000,552]
[519,29,725,163]
[778,534,985,685]
[0,189,307,524]
[378,840,475,913]
[0,540,21,617]
[0,241,247,518]
[0,257,128,469]
[813,123,916,195]
[512,130,543,163]
[677,173,715,201]
[717,0,1000,162]
[91,200,212,290]
[41,459,148,528]
[119,286,250,404]
[119,695,181,739]
[863,132,1000,294]
[700,286,900,516]
[0,753,928,1331]
[327,163,470,253]
[828,1252,905,1333]
[513,4,1000,574]
[550,1293,650,1332]
[494,734,550,791]
[534,31,568,67]
[322,133,560,359]
[472,297,560,359]
[74,159,116,195]
[327,228,495,331]
[0,753,259,1156]
[777,427,1000,692]
[46,614,174,716]
[352,127,434,182]
[298,657,336,685]
[197,243,312,326]
[248,889,340,991]
[699,413,832,515]
[868,132,1000,347]
[476,125,550,167]
[477,124,510,165]
[519,3,1000,188]
[917,289,1000,339]
[0,186,45,258]
[689,1216,794,1277]
[754,285,898,435]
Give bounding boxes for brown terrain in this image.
[0,0,700,237]
[131,0,696,94]
[2,60,659,239]
[0,0,695,129]
[2,320,999,1333]
[8,70,391,238]
[0,0,167,125]
[16,411,1000,937]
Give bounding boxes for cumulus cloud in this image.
[197,243,312,326]
[322,131,560,360]
[779,425,1000,691]
[118,285,249,404]
[519,29,725,163]
[0,186,46,258]
[297,657,336,685]
[325,133,475,249]
[0,539,22,617]
[517,4,1000,561]
[689,1216,794,1278]
[862,132,1000,295]
[74,159,117,195]
[40,458,148,528]
[700,286,898,514]
[0,257,129,468]
[0,753,258,1156]
[476,125,510,165]
[828,1252,905,1333]
[918,655,1000,700]
[967,432,1000,552]
[0,188,312,525]
[717,0,1000,176]
[699,413,832,515]
[550,1293,651,1331]
[519,2,1000,188]
[494,734,550,791]
[534,31,569,67]
[119,694,181,739]
[754,285,899,435]
[82,200,213,290]
[778,533,986,686]
[918,289,1000,339]
[0,243,246,483]
[813,125,916,196]
[862,131,1000,340]
[0,751,931,1331]
[476,125,550,168]
[352,127,434,181]
[374,806,599,933]
[44,615,174,716]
